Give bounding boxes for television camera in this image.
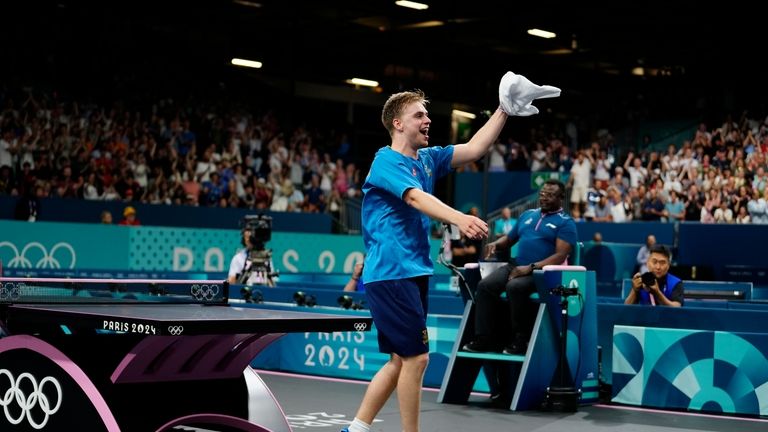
[236,214,279,287]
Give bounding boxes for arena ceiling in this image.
[4,1,765,111]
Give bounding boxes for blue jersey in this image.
[638,273,683,306]
[507,208,578,265]
[362,145,454,283]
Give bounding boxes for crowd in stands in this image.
[565,115,768,224]
[0,89,363,224]
[480,113,768,225]
[2,88,767,227]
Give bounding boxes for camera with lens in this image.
[641,272,657,287]
[293,291,317,307]
[236,214,278,286]
[338,294,365,310]
[240,286,264,304]
[241,214,272,249]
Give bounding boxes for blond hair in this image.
[381,90,427,137]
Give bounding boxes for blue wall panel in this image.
[1,196,331,232]
[677,223,768,278]
[575,222,674,245]
[612,325,768,416]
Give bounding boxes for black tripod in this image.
[544,284,581,412]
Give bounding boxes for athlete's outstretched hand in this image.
[456,214,488,240]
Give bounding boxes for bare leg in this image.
[355,354,403,423]
[396,353,429,432]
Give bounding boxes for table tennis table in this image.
[0,277,372,432]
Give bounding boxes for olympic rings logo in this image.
[0,241,76,269]
[354,322,368,332]
[168,326,184,336]
[0,369,62,430]
[0,283,26,301]
[190,284,220,301]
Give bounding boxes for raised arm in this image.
[623,151,634,170]
[451,108,508,167]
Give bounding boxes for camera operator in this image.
[625,244,684,307]
[227,215,277,287]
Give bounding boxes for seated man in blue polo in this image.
[624,244,684,307]
[463,179,578,355]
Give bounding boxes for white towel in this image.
[498,71,561,116]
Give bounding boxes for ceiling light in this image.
[232,0,262,7]
[231,58,263,69]
[399,20,444,29]
[346,78,379,87]
[527,28,556,39]
[395,1,429,10]
[452,109,476,120]
[541,48,573,55]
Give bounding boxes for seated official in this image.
[624,244,684,307]
[462,179,578,355]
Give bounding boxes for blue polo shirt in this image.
[507,208,578,265]
[362,145,454,283]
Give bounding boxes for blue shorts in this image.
[364,276,429,357]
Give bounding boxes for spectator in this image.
[713,201,734,223]
[119,206,141,226]
[493,207,514,239]
[557,146,573,174]
[607,186,628,223]
[0,166,15,195]
[592,190,612,222]
[567,150,591,220]
[100,210,113,224]
[636,234,656,274]
[663,190,685,222]
[682,184,702,221]
[735,205,751,224]
[488,139,507,172]
[641,188,665,221]
[0,130,15,170]
[748,188,768,224]
[592,149,612,190]
[303,173,326,212]
[608,166,629,195]
[506,142,529,171]
[253,177,273,210]
[529,142,547,172]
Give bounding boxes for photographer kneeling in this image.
[624,244,684,307]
